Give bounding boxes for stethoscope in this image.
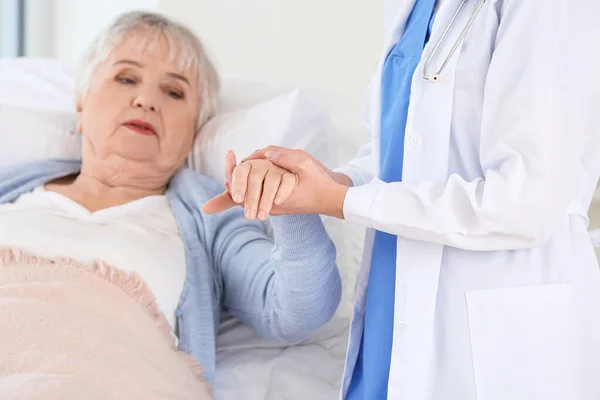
[422,0,487,82]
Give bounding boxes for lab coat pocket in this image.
[466,283,580,400]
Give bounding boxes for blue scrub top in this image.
[346,1,437,398]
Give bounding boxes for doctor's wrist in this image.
[324,183,349,220]
[330,171,354,187]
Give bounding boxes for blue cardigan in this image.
[0,160,342,383]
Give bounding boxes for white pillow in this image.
[0,58,76,112]
[0,58,333,175]
[0,104,82,167]
[187,88,332,183]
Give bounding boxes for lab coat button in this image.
[407,135,422,148]
[397,320,408,332]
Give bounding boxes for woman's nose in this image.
[133,95,159,112]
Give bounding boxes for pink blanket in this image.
[0,247,212,400]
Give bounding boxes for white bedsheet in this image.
[213,316,349,400]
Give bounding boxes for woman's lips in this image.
[123,120,157,136]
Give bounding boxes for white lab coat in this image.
[338,0,600,399]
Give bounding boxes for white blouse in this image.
[0,186,187,332]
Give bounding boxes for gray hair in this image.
[76,11,220,131]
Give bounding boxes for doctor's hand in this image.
[202,151,298,220]
[238,146,352,219]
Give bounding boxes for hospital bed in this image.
[0,57,366,400]
[4,56,600,400]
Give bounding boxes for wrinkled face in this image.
[77,32,201,182]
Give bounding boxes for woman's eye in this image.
[167,90,184,100]
[117,77,136,85]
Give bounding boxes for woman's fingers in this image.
[244,166,267,220]
[274,172,297,205]
[231,162,251,203]
[228,158,298,220]
[225,150,237,184]
[258,170,282,220]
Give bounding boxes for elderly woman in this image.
[0,11,340,400]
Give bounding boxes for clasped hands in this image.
[202,146,351,220]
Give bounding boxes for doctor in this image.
[204,0,600,398]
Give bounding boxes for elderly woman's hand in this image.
[204,147,352,219]
[202,151,298,220]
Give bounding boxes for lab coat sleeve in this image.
[342,0,588,251]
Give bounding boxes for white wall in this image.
[158,0,385,158]
[44,0,384,162]
[51,0,159,65]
